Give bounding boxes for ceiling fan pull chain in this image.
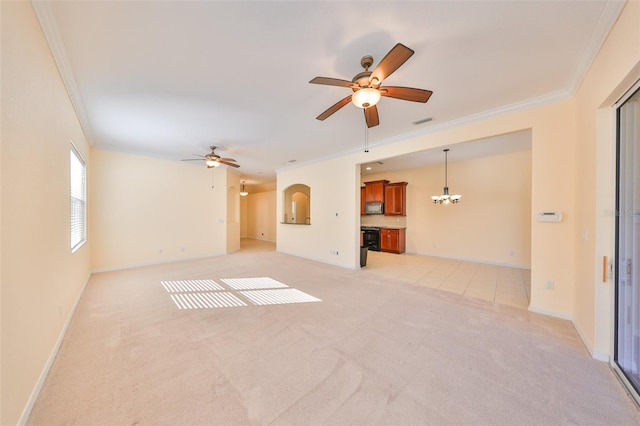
[364,124,369,153]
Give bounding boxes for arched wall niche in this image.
[282,183,310,224]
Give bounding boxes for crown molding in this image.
[31,1,95,145]
[369,88,571,153]
[567,0,626,97]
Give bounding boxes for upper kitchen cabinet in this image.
[384,182,408,216]
[364,180,388,203]
[360,187,365,216]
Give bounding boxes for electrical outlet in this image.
[545,280,554,289]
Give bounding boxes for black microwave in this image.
[365,202,384,215]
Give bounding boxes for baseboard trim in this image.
[18,272,91,426]
[571,316,610,363]
[275,248,358,271]
[407,250,531,270]
[91,242,279,274]
[241,236,276,243]
[528,305,609,364]
[593,351,610,363]
[91,253,225,274]
[528,305,573,321]
[571,316,596,356]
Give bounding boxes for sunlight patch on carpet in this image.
[170,292,247,309]
[161,279,224,292]
[162,277,320,309]
[221,277,289,290]
[240,288,321,305]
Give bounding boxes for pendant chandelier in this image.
[240,180,248,197]
[431,149,461,204]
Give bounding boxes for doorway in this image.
[614,81,640,404]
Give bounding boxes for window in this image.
[70,144,86,252]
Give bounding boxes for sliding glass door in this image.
[614,82,640,403]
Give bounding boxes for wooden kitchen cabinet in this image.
[364,180,388,203]
[360,187,365,216]
[380,228,406,254]
[384,182,407,216]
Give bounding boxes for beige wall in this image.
[90,149,230,271]
[278,156,359,268]
[243,190,277,242]
[364,149,532,268]
[226,172,241,253]
[1,2,91,424]
[573,0,640,359]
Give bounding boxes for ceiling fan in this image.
[309,43,433,128]
[181,146,240,168]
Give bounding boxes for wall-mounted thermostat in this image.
[537,211,563,222]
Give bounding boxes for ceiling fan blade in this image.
[381,86,433,103]
[364,105,380,128]
[370,43,414,84]
[309,77,354,88]
[181,158,205,162]
[219,157,236,162]
[316,95,353,121]
[219,160,240,168]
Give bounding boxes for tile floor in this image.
[242,239,531,309]
[363,250,531,309]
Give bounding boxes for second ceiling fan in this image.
[309,43,433,128]
[181,146,239,168]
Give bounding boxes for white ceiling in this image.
[361,129,532,176]
[35,1,623,189]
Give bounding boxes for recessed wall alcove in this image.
[282,184,310,224]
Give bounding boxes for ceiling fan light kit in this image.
[352,88,381,109]
[310,43,433,128]
[432,149,462,205]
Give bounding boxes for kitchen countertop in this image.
[361,226,406,229]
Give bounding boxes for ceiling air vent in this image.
[412,117,433,125]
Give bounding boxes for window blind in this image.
[70,145,86,252]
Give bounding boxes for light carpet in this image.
[27,240,640,425]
